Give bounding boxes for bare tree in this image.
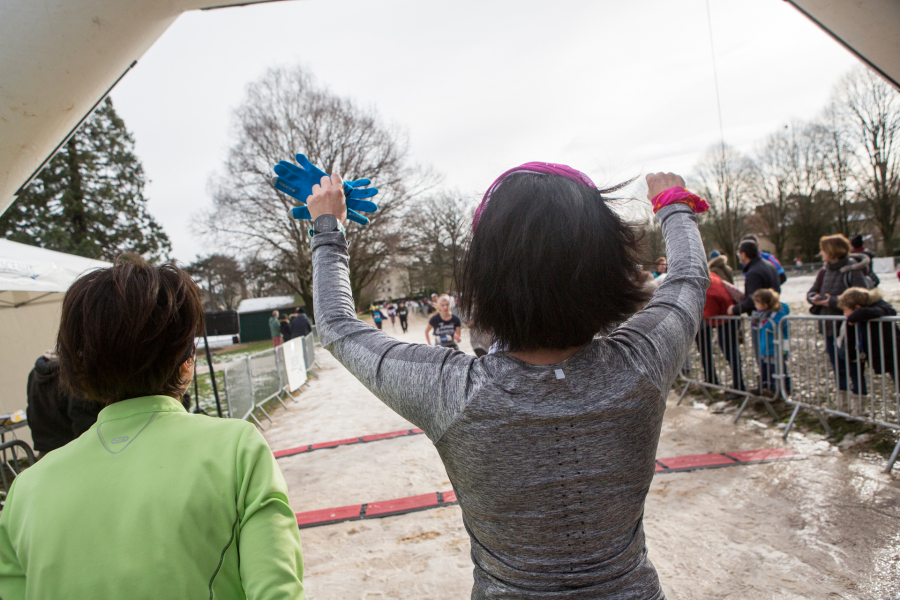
[691,144,755,268]
[834,67,900,253]
[186,254,246,311]
[242,256,295,299]
[814,103,858,237]
[407,191,475,294]
[197,66,435,316]
[749,122,826,260]
[789,191,837,262]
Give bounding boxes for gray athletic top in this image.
[311,203,708,599]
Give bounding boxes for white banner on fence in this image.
[282,338,307,392]
[873,257,895,273]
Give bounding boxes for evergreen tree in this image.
[0,98,171,261]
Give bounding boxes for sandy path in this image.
[262,314,900,600]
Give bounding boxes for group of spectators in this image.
[268,308,312,347]
[680,230,898,410]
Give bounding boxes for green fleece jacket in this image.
[0,395,304,599]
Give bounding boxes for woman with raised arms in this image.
[305,164,709,599]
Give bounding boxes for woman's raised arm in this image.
[607,177,710,392]
[307,174,474,442]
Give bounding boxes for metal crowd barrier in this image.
[779,315,900,472]
[677,315,778,422]
[676,314,900,473]
[222,358,256,424]
[301,334,317,373]
[221,333,320,428]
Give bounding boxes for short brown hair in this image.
[838,287,882,310]
[752,288,780,311]
[819,234,851,260]
[57,254,203,405]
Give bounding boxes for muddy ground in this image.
[262,314,900,600]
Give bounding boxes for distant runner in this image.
[397,301,409,333]
[425,295,461,350]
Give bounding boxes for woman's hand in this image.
[646,172,685,199]
[811,294,831,307]
[307,174,348,223]
[646,172,710,214]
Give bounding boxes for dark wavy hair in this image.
[57,254,204,405]
[457,172,649,352]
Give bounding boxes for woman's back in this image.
[311,201,706,599]
[437,343,666,598]
[0,396,304,600]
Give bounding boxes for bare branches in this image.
[406,192,476,295]
[833,67,900,252]
[691,144,754,266]
[195,65,430,315]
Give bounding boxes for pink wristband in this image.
[651,186,710,214]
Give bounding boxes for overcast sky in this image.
[108,0,861,263]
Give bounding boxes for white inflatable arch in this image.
[1,0,899,218]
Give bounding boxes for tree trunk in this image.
[63,137,87,248]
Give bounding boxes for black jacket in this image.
[848,300,898,377]
[26,356,102,453]
[280,320,292,341]
[737,257,781,314]
[290,314,312,339]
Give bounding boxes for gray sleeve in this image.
[310,232,474,442]
[607,203,709,391]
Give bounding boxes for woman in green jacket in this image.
[0,255,304,600]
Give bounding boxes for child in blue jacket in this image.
[752,289,791,395]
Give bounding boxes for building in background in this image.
[236,296,300,343]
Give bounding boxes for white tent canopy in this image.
[237,295,297,314]
[0,240,111,433]
[0,239,111,307]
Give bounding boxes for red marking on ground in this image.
[293,448,803,528]
[724,448,799,463]
[274,428,427,458]
[365,493,439,517]
[658,453,736,470]
[296,504,361,527]
[310,437,361,450]
[273,445,310,458]
[361,430,410,442]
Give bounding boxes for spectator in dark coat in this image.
[279,315,292,342]
[851,234,880,287]
[728,241,781,316]
[839,287,898,386]
[290,307,312,339]
[743,234,787,284]
[26,351,102,455]
[808,234,870,397]
[708,250,734,284]
[729,240,781,388]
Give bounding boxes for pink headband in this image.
[473,162,596,230]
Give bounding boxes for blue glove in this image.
[271,154,379,225]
